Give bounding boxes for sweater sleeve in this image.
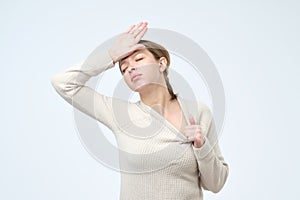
[50,50,122,132]
[192,106,229,193]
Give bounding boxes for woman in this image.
[51,21,229,200]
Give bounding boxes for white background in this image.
[1,0,299,199]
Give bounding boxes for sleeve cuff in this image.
[82,50,115,75]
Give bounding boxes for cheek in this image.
[140,64,160,80]
[141,73,154,83]
[144,70,162,85]
[123,75,132,86]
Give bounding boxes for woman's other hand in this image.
[109,22,148,64]
[183,115,206,148]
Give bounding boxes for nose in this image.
[128,65,136,73]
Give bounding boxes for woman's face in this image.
[120,49,166,92]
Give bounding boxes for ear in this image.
[158,57,168,72]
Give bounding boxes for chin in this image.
[131,82,149,92]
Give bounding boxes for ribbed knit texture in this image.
[50,50,229,200]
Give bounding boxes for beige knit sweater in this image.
[51,50,229,200]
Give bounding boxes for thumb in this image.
[189,115,196,125]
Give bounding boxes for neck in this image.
[139,85,174,114]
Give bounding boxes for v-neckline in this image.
[137,96,190,141]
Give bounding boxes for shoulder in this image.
[196,101,211,113]
[177,95,213,123]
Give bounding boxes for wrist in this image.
[108,49,116,64]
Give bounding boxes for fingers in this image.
[185,116,206,147]
[184,125,203,142]
[124,22,148,44]
[110,22,148,63]
[187,136,195,142]
[132,22,147,38]
[187,133,205,143]
[126,24,136,33]
[194,131,206,148]
[189,115,196,125]
[128,22,144,34]
[127,22,148,39]
[184,125,201,130]
[127,22,141,33]
[135,25,148,41]
[185,130,202,140]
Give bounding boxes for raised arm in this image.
[50,50,121,131]
[51,22,148,131]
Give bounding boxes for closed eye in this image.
[122,67,128,74]
[135,57,144,62]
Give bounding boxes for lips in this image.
[131,74,142,82]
